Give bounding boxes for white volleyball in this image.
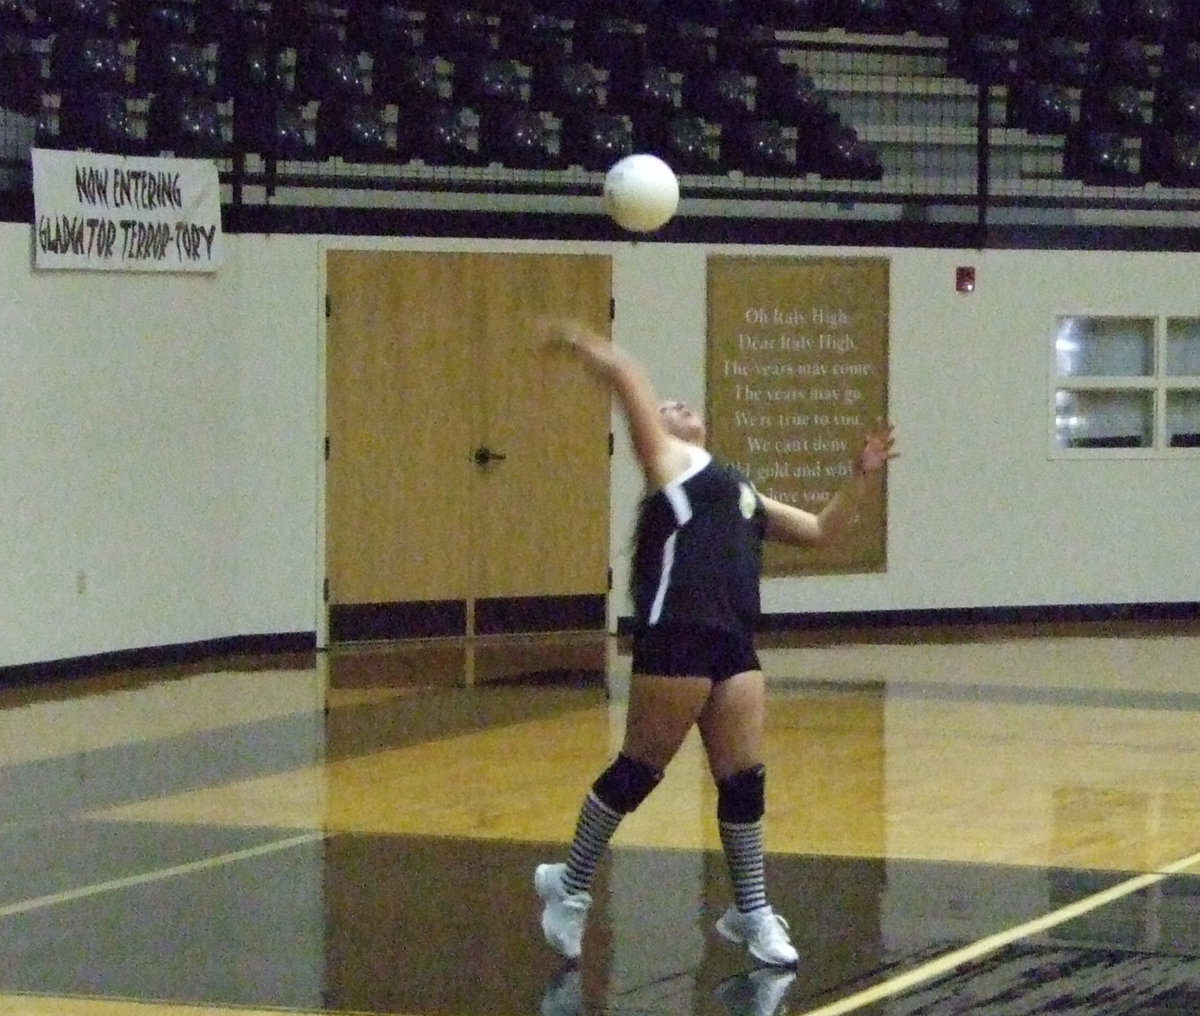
[603,154,680,233]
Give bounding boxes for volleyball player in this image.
[534,320,897,966]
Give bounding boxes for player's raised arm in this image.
[762,420,897,547]
[540,319,693,489]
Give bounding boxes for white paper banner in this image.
[32,148,223,273]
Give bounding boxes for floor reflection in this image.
[3,629,1200,1016]
[7,822,1194,1016]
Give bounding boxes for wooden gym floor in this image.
[2,622,1200,1016]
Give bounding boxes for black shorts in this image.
[631,623,761,683]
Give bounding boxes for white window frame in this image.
[1050,314,1200,459]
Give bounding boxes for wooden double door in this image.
[325,251,612,641]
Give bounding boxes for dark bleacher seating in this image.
[125,1,194,45]
[455,56,530,111]
[837,0,906,35]
[373,52,448,109]
[1035,0,1105,41]
[606,56,678,117]
[759,66,831,127]
[607,58,679,152]
[964,0,1031,37]
[0,34,42,116]
[1008,81,1075,135]
[649,19,713,75]
[949,32,1021,85]
[317,99,396,161]
[898,0,962,35]
[725,117,798,176]
[6,0,1199,207]
[685,67,756,126]
[346,2,422,59]
[1065,127,1142,186]
[560,109,634,170]
[1022,35,1094,88]
[497,7,572,66]
[1120,0,1179,42]
[295,46,371,108]
[534,60,605,117]
[139,39,214,97]
[224,50,290,158]
[148,93,229,156]
[812,117,883,179]
[1144,129,1200,186]
[657,114,721,173]
[399,104,482,165]
[586,0,654,29]
[767,0,828,32]
[1094,36,1155,89]
[673,0,735,24]
[1146,79,1200,186]
[479,105,559,168]
[256,100,318,160]
[714,23,779,77]
[424,5,497,64]
[43,0,117,33]
[275,0,342,51]
[1156,84,1200,135]
[573,14,643,70]
[40,29,142,152]
[0,1,877,179]
[195,0,268,44]
[1,0,43,33]
[50,32,133,91]
[1163,38,1200,87]
[51,90,146,152]
[1081,85,1149,134]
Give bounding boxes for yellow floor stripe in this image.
[796,848,1200,1016]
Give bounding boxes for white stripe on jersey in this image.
[648,532,676,625]
[648,447,712,624]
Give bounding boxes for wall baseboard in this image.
[5,602,1198,686]
[0,632,318,688]
[616,602,1200,638]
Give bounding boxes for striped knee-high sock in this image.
[562,791,623,896]
[719,819,768,913]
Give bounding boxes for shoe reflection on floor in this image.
[537,964,796,1016]
[540,966,583,1016]
[713,969,797,1016]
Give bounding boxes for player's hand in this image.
[537,318,622,376]
[538,318,592,353]
[856,420,898,475]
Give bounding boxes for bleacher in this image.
[2,0,1200,239]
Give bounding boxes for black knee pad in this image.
[717,764,766,823]
[592,753,662,814]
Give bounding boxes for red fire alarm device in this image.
[956,266,976,293]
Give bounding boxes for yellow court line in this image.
[796,848,1200,1016]
[0,833,323,919]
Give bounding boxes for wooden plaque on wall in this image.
[706,255,890,577]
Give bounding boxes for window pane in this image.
[1055,317,1154,377]
[1168,390,1200,447]
[1055,389,1154,448]
[1166,319,1200,376]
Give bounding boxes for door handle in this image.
[473,446,507,466]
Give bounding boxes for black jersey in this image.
[630,448,767,637]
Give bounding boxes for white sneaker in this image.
[534,863,593,960]
[716,905,799,967]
